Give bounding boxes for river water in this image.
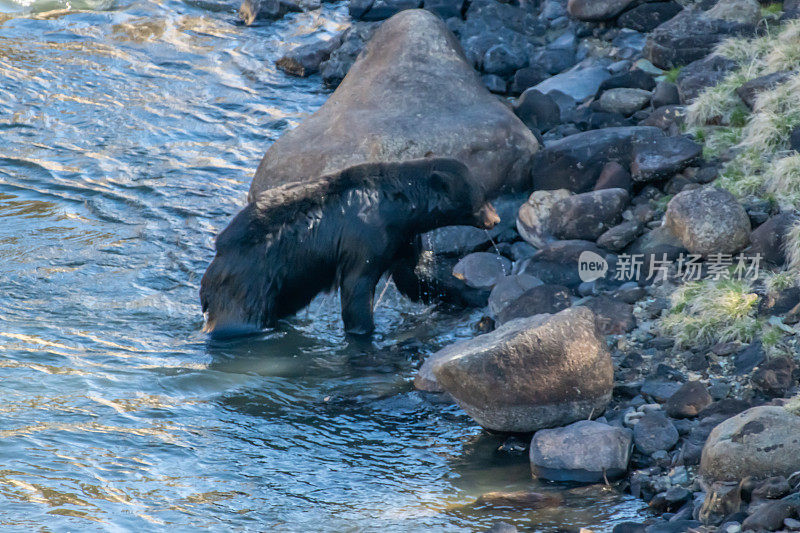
[0,1,648,530]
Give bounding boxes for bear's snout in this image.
[476,203,500,230]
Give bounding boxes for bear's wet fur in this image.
[200,157,498,337]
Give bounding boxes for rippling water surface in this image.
[0,1,648,530]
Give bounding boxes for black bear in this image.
[200,158,499,337]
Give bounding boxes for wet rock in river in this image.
[277,35,344,77]
[530,420,633,482]
[473,490,563,510]
[701,406,800,482]
[517,240,612,287]
[432,307,613,432]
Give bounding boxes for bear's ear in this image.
[427,170,455,194]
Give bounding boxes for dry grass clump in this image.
[764,153,800,209]
[659,279,761,348]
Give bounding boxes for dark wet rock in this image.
[566,0,637,21]
[473,490,563,510]
[596,70,657,97]
[394,252,491,310]
[514,89,561,132]
[595,161,633,193]
[584,295,635,335]
[483,43,528,76]
[598,88,652,116]
[351,0,421,21]
[639,105,686,132]
[699,481,742,526]
[516,189,572,247]
[752,476,792,501]
[759,287,800,317]
[614,281,646,304]
[432,307,614,432]
[630,135,702,182]
[495,284,571,324]
[531,46,577,76]
[533,66,612,102]
[598,220,642,252]
[701,406,800,482]
[488,274,543,317]
[745,212,796,266]
[644,520,700,533]
[676,54,738,104]
[742,501,796,532]
[751,356,796,398]
[420,226,494,256]
[734,341,766,375]
[664,187,751,256]
[531,126,663,192]
[634,411,679,455]
[548,188,629,240]
[652,81,681,108]
[277,35,343,77]
[264,10,539,194]
[529,420,632,482]
[613,523,647,533]
[736,71,794,110]
[319,23,381,88]
[452,253,512,290]
[791,126,800,152]
[486,522,518,533]
[239,0,318,24]
[641,379,683,403]
[665,382,713,419]
[618,2,683,33]
[424,0,463,19]
[510,66,549,96]
[517,240,611,287]
[509,241,537,262]
[644,9,755,70]
[575,110,634,130]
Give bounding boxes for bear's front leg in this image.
[340,267,381,336]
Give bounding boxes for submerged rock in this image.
[530,420,632,482]
[432,307,613,432]
[701,406,800,482]
[452,253,511,290]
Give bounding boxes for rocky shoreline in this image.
[251,0,800,531]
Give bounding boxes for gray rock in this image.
[598,88,653,116]
[634,411,679,455]
[483,43,528,76]
[319,23,381,88]
[618,2,683,33]
[514,89,561,132]
[452,252,512,290]
[511,66,549,95]
[549,188,630,240]
[584,295,635,334]
[652,81,681,108]
[530,420,633,482]
[701,406,800,482]
[644,9,755,69]
[239,0,317,24]
[495,284,572,324]
[706,0,761,25]
[533,65,612,102]
[736,71,794,109]
[746,213,797,266]
[791,125,800,152]
[676,54,739,104]
[354,0,421,21]
[277,35,344,77]
[432,307,614,432]
[597,220,642,251]
[566,0,636,21]
[665,381,712,418]
[517,240,611,287]
[488,274,544,317]
[483,74,507,94]
[595,161,633,192]
[516,189,572,247]
[639,105,686,132]
[630,135,702,182]
[531,126,663,192]
[254,10,539,199]
[742,501,796,532]
[664,187,751,256]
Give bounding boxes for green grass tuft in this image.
[659,279,761,348]
[664,66,682,83]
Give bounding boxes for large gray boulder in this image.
[701,406,800,482]
[249,9,539,201]
[530,420,632,482]
[431,307,614,432]
[664,187,751,255]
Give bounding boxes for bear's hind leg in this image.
[340,268,382,336]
